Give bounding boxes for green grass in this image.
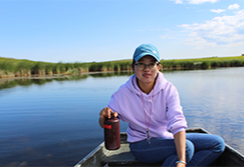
[160,56,244,70]
[0,56,244,78]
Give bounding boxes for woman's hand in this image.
[99,107,118,128]
[100,107,118,119]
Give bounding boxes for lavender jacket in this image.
[108,72,187,143]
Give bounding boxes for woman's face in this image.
[133,55,161,87]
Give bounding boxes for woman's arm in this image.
[174,130,187,167]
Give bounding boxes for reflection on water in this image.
[0,68,244,166]
[0,71,134,90]
[0,71,133,167]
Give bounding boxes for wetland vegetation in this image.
[0,55,244,79]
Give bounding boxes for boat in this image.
[74,128,244,167]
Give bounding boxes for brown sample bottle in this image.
[104,116,120,150]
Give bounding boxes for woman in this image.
[99,44,225,167]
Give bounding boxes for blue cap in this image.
[133,44,160,62]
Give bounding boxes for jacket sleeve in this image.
[166,84,187,135]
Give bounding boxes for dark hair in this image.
[132,59,136,65]
[131,59,136,70]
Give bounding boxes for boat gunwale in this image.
[74,143,104,167]
[187,128,244,161]
[74,128,244,167]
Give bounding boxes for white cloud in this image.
[228,3,240,10]
[172,0,218,4]
[210,9,226,13]
[178,9,244,48]
[187,0,218,4]
[174,0,183,4]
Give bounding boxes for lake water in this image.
[1,67,244,167]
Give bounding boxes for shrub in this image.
[32,62,46,75]
[15,61,33,76]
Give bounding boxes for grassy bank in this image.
[161,55,244,70]
[0,55,244,78]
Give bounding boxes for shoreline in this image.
[0,74,69,83]
[1,66,243,83]
[1,56,244,81]
[0,71,133,83]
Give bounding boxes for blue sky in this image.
[0,0,244,63]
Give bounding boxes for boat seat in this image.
[102,143,162,167]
